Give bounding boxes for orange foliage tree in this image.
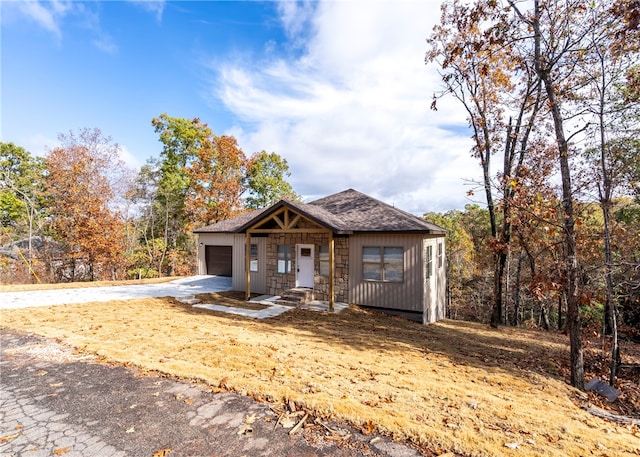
[45,128,127,281]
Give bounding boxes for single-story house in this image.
[193,189,447,324]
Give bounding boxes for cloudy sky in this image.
[2,0,482,214]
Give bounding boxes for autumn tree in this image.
[573,0,640,383]
[187,134,247,226]
[45,128,128,281]
[504,0,627,388]
[427,0,544,328]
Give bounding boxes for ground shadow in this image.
[166,296,572,387]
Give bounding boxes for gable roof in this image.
[194,188,446,235]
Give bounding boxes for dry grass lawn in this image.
[1,294,639,457]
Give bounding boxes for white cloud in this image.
[127,0,165,22]
[93,33,118,55]
[8,1,119,54]
[16,0,73,41]
[213,0,480,213]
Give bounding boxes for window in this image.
[277,244,292,274]
[250,244,258,272]
[425,245,433,278]
[319,246,329,277]
[362,246,404,282]
[437,242,443,268]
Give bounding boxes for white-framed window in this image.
[319,245,329,277]
[277,244,292,274]
[250,244,258,272]
[362,246,404,282]
[437,242,443,268]
[425,245,433,278]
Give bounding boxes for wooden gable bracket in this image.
[244,206,335,311]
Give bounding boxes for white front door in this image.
[295,244,315,288]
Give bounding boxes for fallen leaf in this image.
[504,442,519,449]
[0,434,21,444]
[36,370,48,376]
[53,447,71,455]
[50,382,63,387]
[237,424,253,435]
[183,398,193,404]
[152,449,171,457]
[245,413,257,424]
[126,427,135,434]
[279,416,296,429]
[362,420,375,435]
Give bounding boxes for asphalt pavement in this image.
[0,329,428,457]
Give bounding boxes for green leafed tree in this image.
[0,142,46,267]
[245,151,299,209]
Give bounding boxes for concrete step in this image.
[276,288,314,307]
[274,299,301,307]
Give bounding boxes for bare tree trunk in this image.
[558,295,563,330]
[509,0,585,392]
[530,0,584,390]
[513,252,523,326]
[541,303,551,330]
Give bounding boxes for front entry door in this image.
[296,244,315,288]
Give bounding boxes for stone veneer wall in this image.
[265,232,349,303]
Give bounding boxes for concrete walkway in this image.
[1,277,351,320]
[0,276,232,309]
[193,294,350,319]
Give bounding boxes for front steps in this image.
[275,288,314,307]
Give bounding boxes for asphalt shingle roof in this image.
[193,188,446,234]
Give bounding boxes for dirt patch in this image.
[193,291,269,310]
[1,298,639,457]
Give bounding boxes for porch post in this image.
[245,231,251,301]
[329,232,335,312]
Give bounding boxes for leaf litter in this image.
[1,294,639,457]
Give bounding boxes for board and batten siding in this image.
[196,233,267,294]
[423,236,446,323]
[348,233,425,312]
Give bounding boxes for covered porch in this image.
[241,203,351,312]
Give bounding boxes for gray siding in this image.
[196,233,266,294]
[435,238,447,321]
[348,234,425,312]
[422,236,446,323]
[196,233,235,276]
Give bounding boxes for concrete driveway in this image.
[0,275,232,309]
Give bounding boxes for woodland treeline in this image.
[0,114,298,283]
[425,0,639,387]
[2,0,639,391]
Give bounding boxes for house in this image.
[193,189,447,324]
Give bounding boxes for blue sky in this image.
[1,0,481,213]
